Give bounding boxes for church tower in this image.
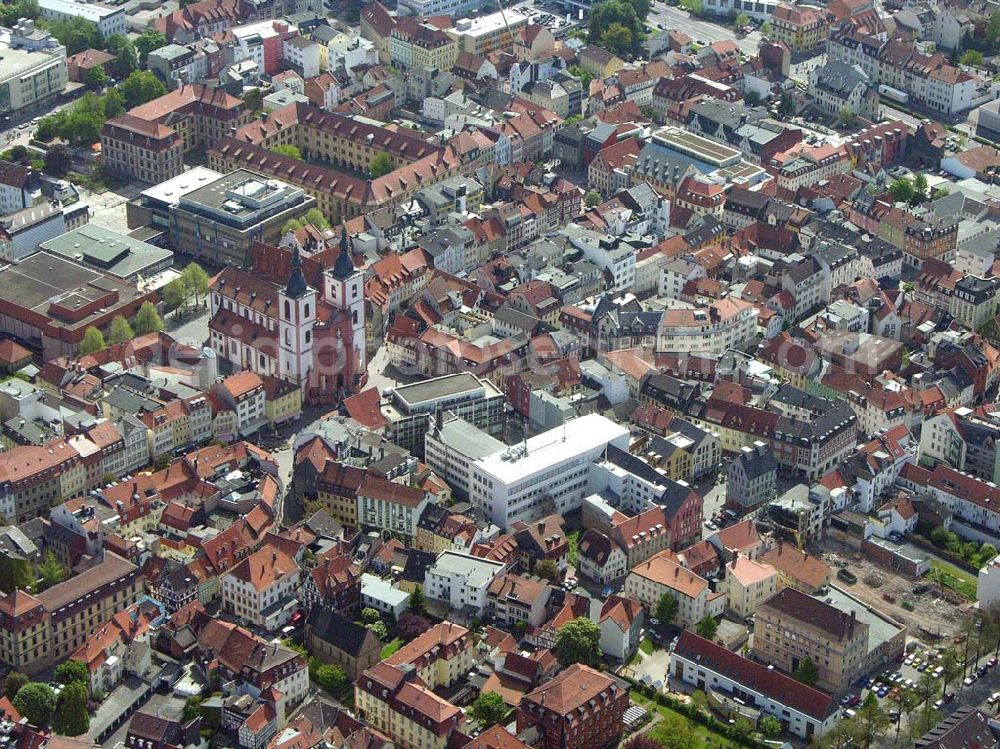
[278,245,316,388]
[325,227,366,389]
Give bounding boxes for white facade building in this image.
[424,551,505,615]
[977,556,1000,610]
[38,0,126,38]
[671,631,841,739]
[470,414,631,529]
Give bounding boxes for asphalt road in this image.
[646,4,762,55]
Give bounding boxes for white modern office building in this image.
[470,413,630,529]
[38,0,126,38]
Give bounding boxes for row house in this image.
[898,462,1000,537]
[827,26,985,116]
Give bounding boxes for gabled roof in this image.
[674,631,837,720]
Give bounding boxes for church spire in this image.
[285,244,309,298]
[333,227,354,280]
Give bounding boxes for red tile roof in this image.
[674,631,837,720]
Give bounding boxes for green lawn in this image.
[929,560,977,601]
[380,638,403,659]
[567,529,581,566]
[640,637,656,655]
[631,693,723,748]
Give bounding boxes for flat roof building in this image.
[425,413,506,500]
[0,21,67,119]
[471,413,631,529]
[381,373,507,458]
[169,169,315,267]
[38,0,126,37]
[445,12,529,55]
[0,251,158,359]
[40,225,174,281]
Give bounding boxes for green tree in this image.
[369,151,393,177]
[13,683,57,727]
[890,178,917,204]
[161,275,190,314]
[54,682,89,736]
[79,327,106,355]
[600,22,634,56]
[679,0,702,14]
[960,49,984,66]
[888,689,917,745]
[182,695,203,722]
[913,172,928,199]
[568,65,593,88]
[469,691,509,726]
[939,649,961,698]
[304,208,330,229]
[584,190,602,207]
[273,144,303,160]
[104,88,126,118]
[108,315,135,345]
[734,11,750,26]
[837,107,856,127]
[135,29,168,65]
[312,663,348,694]
[777,91,795,116]
[153,453,172,470]
[409,586,425,614]
[282,218,304,234]
[85,64,109,89]
[47,17,101,56]
[361,607,381,624]
[366,620,389,639]
[988,13,1000,51]
[535,559,560,582]
[695,615,718,640]
[106,34,137,79]
[745,90,762,106]
[759,715,782,738]
[43,144,72,177]
[554,617,601,667]
[0,0,39,27]
[3,673,28,701]
[854,693,891,749]
[689,689,709,714]
[54,660,89,686]
[134,301,165,336]
[588,0,642,53]
[793,656,819,685]
[243,87,264,114]
[120,70,166,109]
[760,20,771,35]
[182,263,209,306]
[650,712,698,749]
[655,594,678,623]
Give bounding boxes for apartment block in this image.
[0,552,142,675]
[754,587,868,692]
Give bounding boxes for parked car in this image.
[963,675,976,686]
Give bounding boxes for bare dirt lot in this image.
[816,538,968,642]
